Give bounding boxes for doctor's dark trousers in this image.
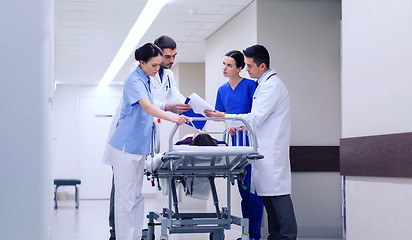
[261,194,297,240]
[109,174,115,238]
[238,164,264,240]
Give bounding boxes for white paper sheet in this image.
[187,92,214,114]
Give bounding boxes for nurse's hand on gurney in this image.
[172,115,190,125]
[204,109,225,118]
[165,102,191,114]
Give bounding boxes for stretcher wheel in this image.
[209,230,224,240]
[141,229,154,240]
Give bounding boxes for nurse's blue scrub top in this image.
[109,66,154,155]
[215,78,256,146]
[215,78,256,114]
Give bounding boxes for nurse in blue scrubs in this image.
[205,50,264,240]
[109,43,189,240]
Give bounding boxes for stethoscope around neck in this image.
[152,74,172,93]
[165,75,172,93]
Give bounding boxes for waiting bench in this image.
[53,179,81,209]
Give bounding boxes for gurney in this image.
[144,117,263,240]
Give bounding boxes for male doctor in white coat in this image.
[104,35,191,240]
[207,44,297,239]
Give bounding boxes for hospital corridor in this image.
[50,198,342,240]
[3,0,412,240]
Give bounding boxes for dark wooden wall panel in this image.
[340,132,412,178]
[290,146,340,172]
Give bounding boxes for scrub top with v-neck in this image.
[215,78,256,114]
[109,66,154,155]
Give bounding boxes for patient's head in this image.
[191,132,217,146]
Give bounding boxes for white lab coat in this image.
[102,63,186,166]
[151,67,185,110]
[226,69,292,196]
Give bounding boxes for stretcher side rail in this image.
[168,116,259,152]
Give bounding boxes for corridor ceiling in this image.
[54,0,253,85]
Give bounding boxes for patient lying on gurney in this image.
[146,132,221,169]
[146,132,221,200]
[175,131,226,146]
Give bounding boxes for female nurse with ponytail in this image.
[205,50,263,240]
[108,43,189,240]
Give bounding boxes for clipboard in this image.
[180,97,207,130]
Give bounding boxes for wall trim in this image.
[340,132,412,178]
[290,146,340,172]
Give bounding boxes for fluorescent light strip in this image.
[99,0,168,86]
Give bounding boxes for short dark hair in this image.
[191,133,217,146]
[154,35,177,50]
[243,44,270,68]
[134,43,163,62]
[225,50,245,69]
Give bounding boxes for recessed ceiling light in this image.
[99,0,169,86]
[187,9,198,15]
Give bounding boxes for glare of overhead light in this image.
[99,0,169,86]
[187,9,197,15]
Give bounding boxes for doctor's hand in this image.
[165,102,191,114]
[228,126,246,135]
[172,115,190,125]
[204,110,225,118]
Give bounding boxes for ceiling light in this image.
[99,0,169,86]
[187,9,197,15]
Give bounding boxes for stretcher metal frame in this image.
[145,117,263,240]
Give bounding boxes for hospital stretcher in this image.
[144,117,263,240]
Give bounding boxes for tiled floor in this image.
[50,198,342,240]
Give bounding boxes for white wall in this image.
[0,1,53,239]
[341,0,412,239]
[174,63,205,99]
[342,0,412,139]
[206,0,342,237]
[345,177,412,240]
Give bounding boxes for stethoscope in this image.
[165,75,172,93]
[254,72,277,99]
[152,74,172,93]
